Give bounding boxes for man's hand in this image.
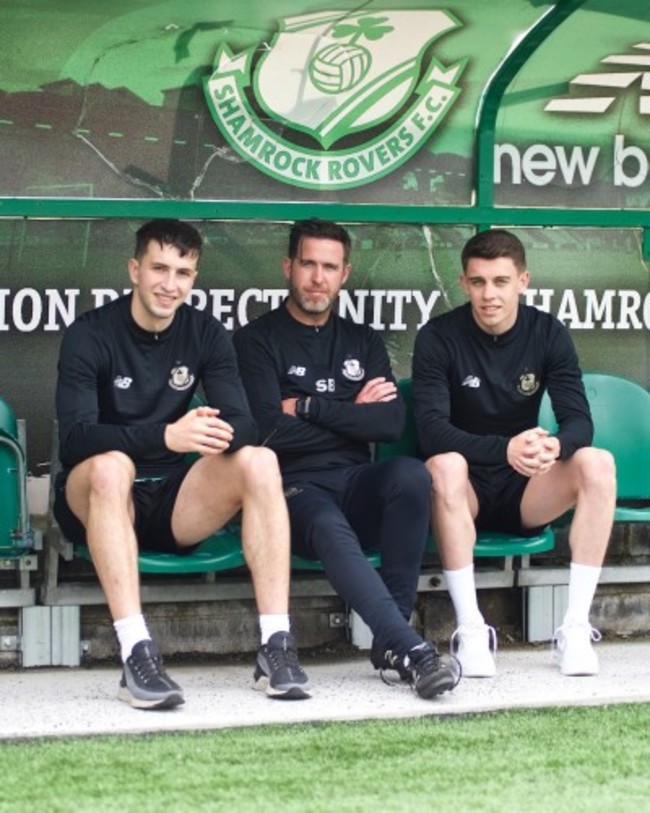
[281,397,301,416]
[507,427,560,477]
[354,377,397,404]
[536,434,561,474]
[164,406,234,455]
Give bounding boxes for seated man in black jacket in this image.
[54,219,310,709]
[234,218,460,699]
[412,229,615,678]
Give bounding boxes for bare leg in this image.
[64,451,184,708]
[521,447,615,568]
[521,446,615,675]
[426,452,495,677]
[173,445,310,697]
[426,452,479,570]
[64,451,141,621]
[172,445,290,614]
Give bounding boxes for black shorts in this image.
[469,463,545,537]
[53,464,198,554]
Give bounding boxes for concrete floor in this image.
[1,638,649,740]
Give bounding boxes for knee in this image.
[233,445,282,492]
[385,457,432,497]
[425,452,469,501]
[86,452,135,498]
[575,447,616,497]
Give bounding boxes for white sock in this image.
[259,614,290,645]
[114,614,151,662]
[443,564,485,627]
[563,562,602,626]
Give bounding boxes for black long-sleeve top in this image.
[412,302,593,465]
[56,294,258,477]
[233,301,405,475]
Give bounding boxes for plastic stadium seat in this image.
[0,396,37,558]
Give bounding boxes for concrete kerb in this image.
[1,638,649,741]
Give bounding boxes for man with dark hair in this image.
[412,228,615,677]
[54,218,310,709]
[234,218,460,700]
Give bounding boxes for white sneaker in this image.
[450,623,497,677]
[553,622,602,676]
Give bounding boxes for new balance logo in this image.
[546,42,650,115]
[462,375,480,388]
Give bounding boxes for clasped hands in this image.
[507,427,560,477]
[164,406,234,455]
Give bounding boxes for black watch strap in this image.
[295,397,310,419]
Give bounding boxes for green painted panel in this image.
[1,1,647,207]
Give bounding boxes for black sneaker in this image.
[373,641,461,699]
[254,631,311,699]
[370,642,410,682]
[117,639,185,710]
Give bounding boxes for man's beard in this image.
[289,282,333,316]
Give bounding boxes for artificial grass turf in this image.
[1,704,648,813]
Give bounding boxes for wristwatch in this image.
[295,397,311,419]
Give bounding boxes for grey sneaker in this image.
[117,639,184,710]
[254,631,311,699]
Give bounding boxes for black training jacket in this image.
[412,302,593,465]
[56,294,257,476]
[234,300,405,474]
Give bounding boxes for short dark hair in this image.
[461,229,526,273]
[287,218,352,264]
[134,219,203,260]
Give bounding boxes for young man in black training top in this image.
[412,229,615,677]
[234,218,460,699]
[54,219,310,709]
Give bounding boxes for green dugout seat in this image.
[542,373,650,523]
[291,551,381,570]
[49,408,246,578]
[422,527,555,558]
[191,393,384,573]
[74,524,246,575]
[0,396,38,558]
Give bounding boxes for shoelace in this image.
[129,647,179,691]
[551,623,602,663]
[411,646,440,672]
[553,623,602,644]
[132,651,164,682]
[267,640,302,676]
[553,624,603,644]
[408,646,443,690]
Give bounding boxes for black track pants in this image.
[285,456,431,655]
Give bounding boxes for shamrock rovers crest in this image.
[205,10,464,190]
